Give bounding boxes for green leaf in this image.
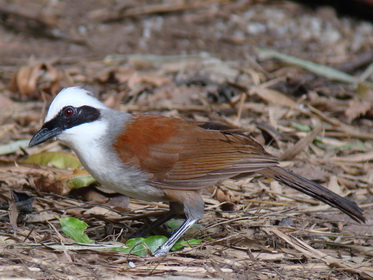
[63,173,97,190]
[0,140,30,155]
[57,217,211,256]
[165,219,203,236]
[24,151,82,169]
[25,152,97,190]
[118,235,209,256]
[315,138,367,151]
[291,122,311,132]
[171,238,204,251]
[116,236,168,256]
[59,217,94,244]
[256,48,360,84]
[165,219,184,231]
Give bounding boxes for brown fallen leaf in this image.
[107,195,130,210]
[83,206,122,219]
[249,85,297,108]
[279,126,323,161]
[345,98,372,122]
[0,93,14,108]
[327,175,343,196]
[9,62,63,101]
[8,202,19,231]
[32,172,67,194]
[213,188,240,204]
[327,151,373,163]
[125,71,172,89]
[2,163,89,195]
[266,226,373,279]
[71,187,111,204]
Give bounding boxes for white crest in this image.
[45,87,108,122]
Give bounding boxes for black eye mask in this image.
[29,106,101,147]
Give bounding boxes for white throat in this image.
[57,119,107,153]
[42,87,166,202]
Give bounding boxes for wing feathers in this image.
[114,115,278,190]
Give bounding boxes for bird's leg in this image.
[153,217,198,256]
[153,190,204,256]
[134,202,182,237]
[133,213,176,237]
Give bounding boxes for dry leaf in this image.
[9,62,62,100]
[107,195,130,210]
[32,173,66,194]
[327,175,343,196]
[250,86,297,108]
[83,206,122,218]
[345,99,372,122]
[126,72,171,89]
[78,188,109,204]
[328,151,373,163]
[279,126,323,161]
[213,188,240,204]
[270,180,283,194]
[137,84,200,108]
[0,94,14,108]
[8,202,19,230]
[266,227,373,279]
[27,212,56,223]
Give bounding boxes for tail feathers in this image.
[259,166,366,223]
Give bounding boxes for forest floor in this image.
[0,1,373,279]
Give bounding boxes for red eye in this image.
[63,107,75,117]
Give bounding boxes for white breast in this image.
[57,115,166,202]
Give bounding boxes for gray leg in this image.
[153,192,204,256]
[153,217,198,256]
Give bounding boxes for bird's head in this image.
[29,87,108,148]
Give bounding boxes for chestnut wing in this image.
[114,115,278,190]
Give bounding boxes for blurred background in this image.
[0,1,372,279]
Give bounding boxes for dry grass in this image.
[0,1,373,279]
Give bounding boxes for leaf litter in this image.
[0,0,373,279]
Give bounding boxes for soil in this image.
[0,1,373,279]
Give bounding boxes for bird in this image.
[29,87,366,256]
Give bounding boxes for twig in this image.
[265,226,373,280]
[102,0,229,22]
[279,126,323,161]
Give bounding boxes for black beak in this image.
[29,126,62,147]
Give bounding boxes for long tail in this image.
[259,166,366,223]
